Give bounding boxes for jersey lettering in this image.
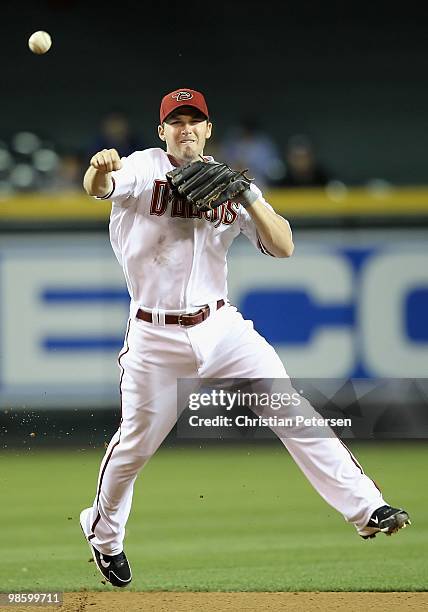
[187,201,203,219]
[171,197,187,218]
[203,207,220,224]
[221,202,240,226]
[150,180,238,226]
[150,180,169,216]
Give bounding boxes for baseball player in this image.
[79,88,410,587]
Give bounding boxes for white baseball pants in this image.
[86,304,385,555]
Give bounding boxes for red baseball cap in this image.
[160,88,209,124]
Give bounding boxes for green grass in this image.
[0,441,427,592]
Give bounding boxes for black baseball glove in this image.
[166,160,256,212]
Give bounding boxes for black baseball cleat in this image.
[359,505,411,539]
[89,548,132,588]
[79,508,132,587]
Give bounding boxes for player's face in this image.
[158,109,212,163]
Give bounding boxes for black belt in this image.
[136,299,225,327]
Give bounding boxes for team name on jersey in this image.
[150,180,239,227]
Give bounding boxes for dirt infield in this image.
[1,592,427,612]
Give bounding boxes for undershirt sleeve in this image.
[95,151,151,206]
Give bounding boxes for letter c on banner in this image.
[361,253,428,377]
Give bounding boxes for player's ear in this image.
[158,124,166,141]
[206,122,212,140]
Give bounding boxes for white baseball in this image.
[28,31,52,55]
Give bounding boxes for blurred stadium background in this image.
[0,0,427,595]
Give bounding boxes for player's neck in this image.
[167,152,204,167]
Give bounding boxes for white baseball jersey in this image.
[101,147,290,313]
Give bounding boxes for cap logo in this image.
[172,91,193,101]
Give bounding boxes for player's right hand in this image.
[90,148,122,173]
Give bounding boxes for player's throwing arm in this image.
[83,148,122,198]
